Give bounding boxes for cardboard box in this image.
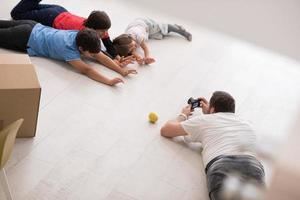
[0,54,41,137]
[0,53,31,64]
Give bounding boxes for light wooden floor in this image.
[1,0,300,199]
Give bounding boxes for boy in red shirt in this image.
[11,0,122,62]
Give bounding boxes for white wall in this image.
[128,0,300,62]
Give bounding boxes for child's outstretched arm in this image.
[94,51,138,76]
[68,60,124,86]
[131,51,143,65]
[140,41,155,64]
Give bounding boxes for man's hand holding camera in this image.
[187,97,211,114]
[199,97,210,114]
[182,105,192,116]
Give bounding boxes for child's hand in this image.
[121,55,135,63]
[113,59,124,68]
[137,58,144,65]
[144,57,155,65]
[116,56,135,68]
[133,55,144,65]
[121,67,138,76]
[135,56,143,65]
[108,77,124,86]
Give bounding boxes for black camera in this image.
[188,97,201,109]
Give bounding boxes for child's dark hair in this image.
[84,11,111,30]
[76,28,101,53]
[112,34,133,56]
[209,91,235,113]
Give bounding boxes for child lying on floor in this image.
[0,20,137,86]
[112,18,192,65]
[11,0,129,65]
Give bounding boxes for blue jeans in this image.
[11,0,67,27]
[205,155,265,200]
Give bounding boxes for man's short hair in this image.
[84,11,111,30]
[209,91,235,113]
[76,28,101,53]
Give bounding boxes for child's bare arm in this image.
[131,51,144,65]
[94,52,137,76]
[140,40,150,58]
[67,60,123,86]
[140,41,155,64]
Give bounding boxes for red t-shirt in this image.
[53,12,109,39]
[53,12,85,30]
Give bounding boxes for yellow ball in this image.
[148,112,158,123]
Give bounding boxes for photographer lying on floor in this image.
[160,91,265,200]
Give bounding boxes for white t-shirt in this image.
[181,112,256,167]
[125,18,148,45]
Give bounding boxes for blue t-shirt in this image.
[27,23,81,62]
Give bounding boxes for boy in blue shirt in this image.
[0,20,137,86]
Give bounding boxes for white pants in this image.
[142,18,168,40]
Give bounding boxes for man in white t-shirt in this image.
[161,91,265,200]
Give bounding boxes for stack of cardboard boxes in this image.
[0,54,41,137]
